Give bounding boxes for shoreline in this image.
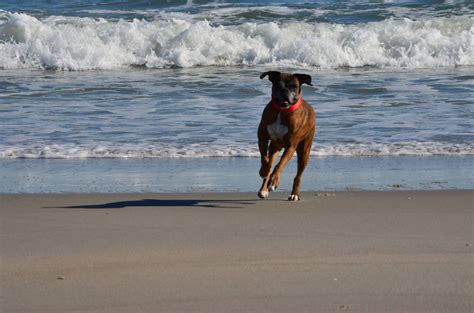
[1,190,472,313]
[1,189,474,196]
[1,155,473,193]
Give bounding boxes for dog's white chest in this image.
[267,113,288,140]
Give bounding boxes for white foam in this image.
[314,142,474,157]
[1,142,472,159]
[0,12,472,70]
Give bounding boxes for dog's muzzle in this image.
[271,97,303,113]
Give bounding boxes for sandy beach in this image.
[2,1,473,313]
[1,191,472,313]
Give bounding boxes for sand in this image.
[1,191,473,313]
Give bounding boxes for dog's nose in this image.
[287,96,298,105]
[284,92,298,104]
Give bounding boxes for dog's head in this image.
[260,71,312,109]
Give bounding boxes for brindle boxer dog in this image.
[257,71,315,201]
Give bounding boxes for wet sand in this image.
[1,191,472,312]
[1,156,472,193]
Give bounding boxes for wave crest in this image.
[0,12,473,70]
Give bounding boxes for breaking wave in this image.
[1,142,473,159]
[1,12,473,70]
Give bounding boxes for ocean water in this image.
[0,1,473,192]
[1,0,473,160]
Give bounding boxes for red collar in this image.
[272,97,303,113]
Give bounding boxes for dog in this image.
[257,71,315,201]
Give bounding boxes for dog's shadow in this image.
[50,198,257,210]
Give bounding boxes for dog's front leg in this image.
[258,125,274,199]
[268,145,296,191]
[258,143,281,199]
[258,125,270,178]
[257,125,270,199]
[289,138,313,201]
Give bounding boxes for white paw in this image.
[288,194,300,201]
[258,190,269,199]
[270,185,277,191]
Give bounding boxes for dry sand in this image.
[1,191,473,313]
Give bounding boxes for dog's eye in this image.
[286,82,296,89]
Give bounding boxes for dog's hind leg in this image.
[289,138,313,201]
[258,143,281,199]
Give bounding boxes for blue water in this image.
[0,1,473,192]
[2,156,472,193]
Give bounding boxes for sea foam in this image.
[0,12,472,70]
[1,142,472,159]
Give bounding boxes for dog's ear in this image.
[260,71,281,83]
[293,73,313,86]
